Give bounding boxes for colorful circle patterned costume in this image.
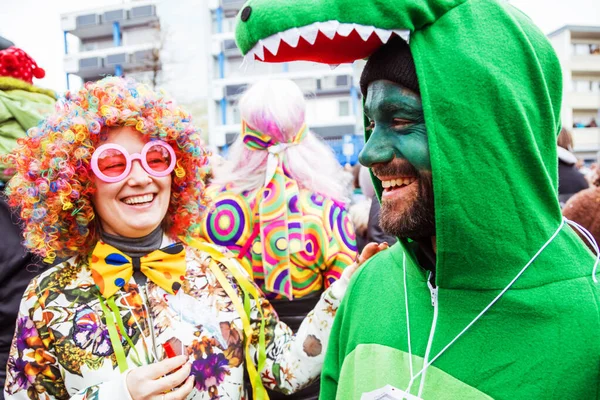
[200,183,358,300]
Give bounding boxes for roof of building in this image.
[548,25,600,38]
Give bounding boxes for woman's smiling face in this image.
[91,126,172,238]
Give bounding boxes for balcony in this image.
[215,66,354,89]
[223,39,242,58]
[63,43,160,80]
[61,2,158,40]
[222,0,245,15]
[572,127,600,152]
[565,91,600,110]
[570,55,600,74]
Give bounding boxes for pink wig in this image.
[212,79,348,202]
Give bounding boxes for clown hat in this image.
[0,46,45,84]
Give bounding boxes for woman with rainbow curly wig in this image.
[2,77,380,400]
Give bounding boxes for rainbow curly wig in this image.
[4,76,209,263]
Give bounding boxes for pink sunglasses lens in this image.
[145,144,172,173]
[96,148,128,177]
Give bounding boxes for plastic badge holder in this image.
[361,385,423,400]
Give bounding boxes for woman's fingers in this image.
[146,355,189,380]
[154,361,192,393]
[358,242,386,265]
[126,356,191,399]
[165,376,195,400]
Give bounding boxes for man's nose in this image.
[126,160,151,185]
[358,132,395,167]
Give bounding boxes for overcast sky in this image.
[0,0,598,95]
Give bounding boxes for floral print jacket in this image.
[3,240,348,400]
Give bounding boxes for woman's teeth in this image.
[381,177,416,189]
[123,194,154,205]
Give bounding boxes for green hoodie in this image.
[236,0,600,398]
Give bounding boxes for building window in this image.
[232,106,241,124]
[339,100,350,117]
[572,80,600,93]
[335,75,349,87]
[573,43,600,56]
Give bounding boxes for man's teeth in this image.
[123,194,154,205]
[242,21,410,66]
[381,178,416,189]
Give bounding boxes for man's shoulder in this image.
[346,244,403,295]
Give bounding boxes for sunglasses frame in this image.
[91,140,176,183]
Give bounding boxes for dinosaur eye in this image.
[241,6,252,22]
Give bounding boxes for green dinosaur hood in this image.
[235,0,596,290]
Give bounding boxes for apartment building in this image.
[60,1,211,137]
[207,0,364,164]
[548,25,600,161]
[61,1,162,89]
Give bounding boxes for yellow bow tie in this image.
[89,241,187,298]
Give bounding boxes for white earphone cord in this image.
[403,217,599,396]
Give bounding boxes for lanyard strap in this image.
[405,218,566,392]
[186,239,269,400]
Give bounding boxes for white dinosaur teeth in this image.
[280,27,301,48]
[393,29,411,42]
[242,21,411,66]
[254,42,265,60]
[301,26,319,45]
[337,23,354,37]
[319,20,340,40]
[261,36,281,56]
[374,28,393,43]
[329,64,340,70]
[355,24,375,41]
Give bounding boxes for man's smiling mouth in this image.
[381,177,417,191]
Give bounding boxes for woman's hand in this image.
[343,242,389,280]
[126,355,194,400]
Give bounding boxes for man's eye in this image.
[366,121,375,131]
[392,118,413,128]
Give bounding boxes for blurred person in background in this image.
[557,127,588,206]
[349,165,375,252]
[0,44,55,398]
[199,79,358,400]
[562,172,600,251]
[351,165,397,252]
[349,165,398,253]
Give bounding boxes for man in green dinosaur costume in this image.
[235,0,600,398]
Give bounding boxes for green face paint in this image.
[360,80,435,239]
[359,80,430,172]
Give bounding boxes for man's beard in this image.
[375,164,435,239]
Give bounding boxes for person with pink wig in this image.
[2,77,379,400]
[199,79,359,400]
